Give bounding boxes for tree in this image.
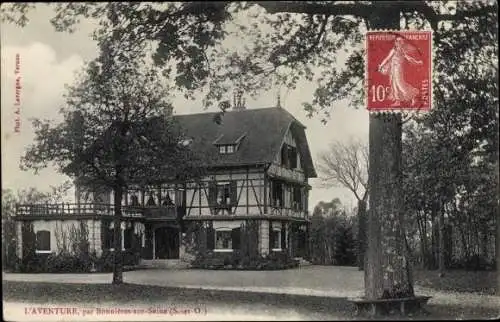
[317,137,368,270]
[310,198,356,266]
[3,0,498,300]
[19,32,204,284]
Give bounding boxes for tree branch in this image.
[268,14,330,70]
[256,1,372,18]
[257,1,498,31]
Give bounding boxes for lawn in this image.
[3,281,499,320]
[413,269,497,295]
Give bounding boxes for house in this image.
[14,103,317,267]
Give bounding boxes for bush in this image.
[96,249,115,272]
[14,248,141,273]
[20,252,47,273]
[191,249,299,270]
[449,255,495,271]
[123,249,141,266]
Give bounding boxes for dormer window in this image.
[214,132,246,155]
[218,144,236,154]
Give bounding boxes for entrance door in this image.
[154,226,180,259]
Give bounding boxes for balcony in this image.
[15,203,181,221]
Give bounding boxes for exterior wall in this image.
[185,169,265,218]
[88,220,102,255]
[259,220,270,255]
[30,220,80,254]
[16,219,105,256]
[16,221,22,259]
[213,220,242,230]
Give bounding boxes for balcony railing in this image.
[15,203,179,219]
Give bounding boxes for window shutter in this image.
[232,227,241,250]
[208,181,217,208]
[22,223,35,256]
[230,181,238,206]
[281,223,287,250]
[280,145,286,166]
[290,147,297,169]
[144,223,153,259]
[268,221,273,250]
[206,225,215,250]
[36,231,50,251]
[101,220,108,250]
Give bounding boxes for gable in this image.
[275,127,301,169]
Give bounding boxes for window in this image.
[130,194,139,206]
[215,230,232,250]
[36,230,51,253]
[219,144,236,154]
[216,183,231,206]
[293,186,302,210]
[161,193,175,206]
[271,229,281,250]
[271,180,283,207]
[124,224,134,250]
[280,144,298,169]
[103,221,114,250]
[209,181,237,210]
[146,194,157,206]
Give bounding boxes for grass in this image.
[413,269,497,295]
[3,281,499,320]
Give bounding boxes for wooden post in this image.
[263,171,268,214]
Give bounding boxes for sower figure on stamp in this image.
[378,36,423,107]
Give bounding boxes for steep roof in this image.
[173,107,317,178]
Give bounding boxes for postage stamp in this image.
[365,30,432,112]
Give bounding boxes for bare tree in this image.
[317,137,368,270]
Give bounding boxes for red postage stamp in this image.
[366,30,432,112]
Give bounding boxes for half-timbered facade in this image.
[14,106,316,265]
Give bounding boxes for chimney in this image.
[233,88,246,110]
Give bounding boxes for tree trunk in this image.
[417,219,426,269]
[365,4,413,293]
[497,199,500,295]
[366,110,413,299]
[357,199,367,270]
[438,210,445,276]
[431,214,438,269]
[458,223,470,259]
[112,184,124,285]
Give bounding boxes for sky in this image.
[1,4,369,211]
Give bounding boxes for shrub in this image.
[96,249,115,272]
[123,249,140,266]
[191,249,299,270]
[20,252,46,273]
[449,255,495,271]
